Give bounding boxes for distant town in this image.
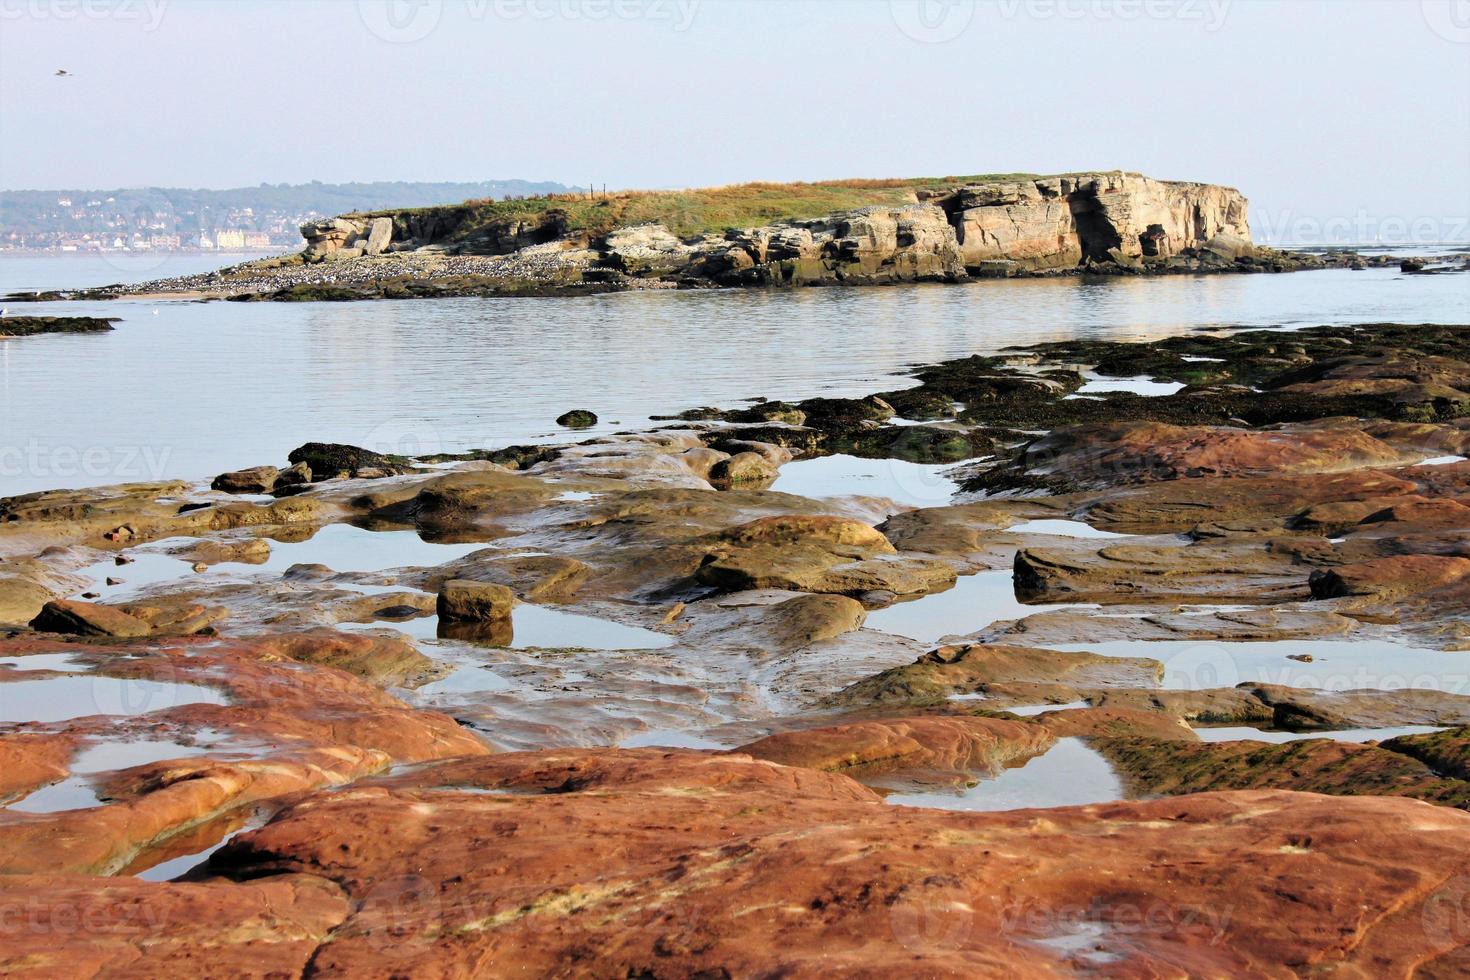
[0,179,569,254]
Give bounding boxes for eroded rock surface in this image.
[4,321,1470,972]
[80,756,1470,975]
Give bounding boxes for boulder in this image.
[693,516,952,597]
[364,216,393,255]
[274,461,313,489]
[255,630,436,687]
[210,465,280,494]
[436,580,516,622]
[707,451,778,487]
[29,599,152,638]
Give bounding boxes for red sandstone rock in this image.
[0,733,76,801]
[0,873,348,976]
[28,599,151,638]
[1023,421,1412,489]
[1033,706,1198,741]
[1359,498,1470,528]
[1309,555,1470,600]
[734,716,1055,787]
[0,633,490,875]
[251,629,436,686]
[194,753,1470,976]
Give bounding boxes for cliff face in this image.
[297,172,1252,285]
[932,172,1251,271]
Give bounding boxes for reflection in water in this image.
[127,807,269,881]
[1004,519,1131,539]
[885,738,1124,811]
[1075,375,1186,396]
[70,552,198,601]
[352,601,675,652]
[1005,700,1092,716]
[3,258,1466,495]
[1060,638,1470,695]
[6,735,233,814]
[865,569,1089,644]
[769,453,960,511]
[1192,724,1443,743]
[261,524,492,574]
[619,730,727,750]
[0,675,229,724]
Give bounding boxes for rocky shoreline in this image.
[3,320,1470,971]
[11,171,1463,303]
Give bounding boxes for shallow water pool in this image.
[0,675,229,724]
[1058,638,1470,695]
[865,569,1090,644]
[885,738,1124,812]
[769,454,961,511]
[1191,724,1443,743]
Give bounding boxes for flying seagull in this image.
[55,69,71,77]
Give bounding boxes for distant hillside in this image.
[1,180,571,249]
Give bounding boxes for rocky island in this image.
[3,316,1470,973]
[24,171,1460,304]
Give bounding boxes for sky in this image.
[1,0,1467,243]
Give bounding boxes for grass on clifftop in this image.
[361,174,1041,239]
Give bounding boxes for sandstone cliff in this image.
[297,172,1254,286]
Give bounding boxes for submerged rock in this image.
[0,315,117,337]
[555,409,598,428]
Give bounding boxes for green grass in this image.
[355,174,1042,240]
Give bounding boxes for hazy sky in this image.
[2,0,1467,242]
